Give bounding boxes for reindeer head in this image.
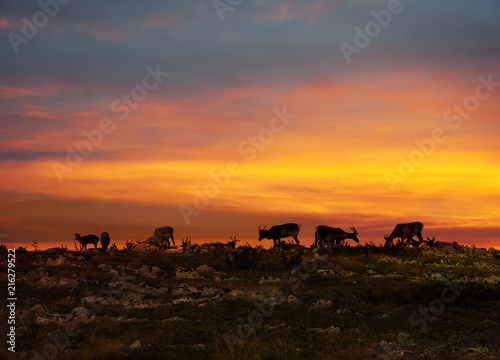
[426,236,436,246]
[258,226,267,241]
[350,227,360,243]
[384,234,394,248]
[229,236,240,248]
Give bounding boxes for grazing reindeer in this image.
[204,237,240,253]
[404,236,424,249]
[181,237,201,253]
[153,226,175,248]
[258,223,301,250]
[226,236,239,250]
[74,233,99,250]
[384,222,424,248]
[422,236,461,252]
[419,236,436,249]
[100,232,110,250]
[314,226,359,247]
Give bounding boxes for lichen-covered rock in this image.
[199,285,225,296]
[171,297,197,305]
[24,268,49,281]
[196,264,216,273]
[173,282,199,295]
[311,299,333,309]
[136,265,162,277]
[176,267,201,279]
[259,276,282,284]
[130,340,142,350]
[282,295,300,304]
[428,272,444,281]
[484,275,500,284]
[309,326,341,334]
[29,304,50,317]
[317,269,356,277]
[58,278,80,287]
[46,256,67,266]
[336,308,351,314]
[70,306,95,322]
[81,295,119,306]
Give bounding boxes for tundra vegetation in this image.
[0,240,499,360]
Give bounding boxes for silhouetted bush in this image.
[281,248,305,269]
[226,245,263,270]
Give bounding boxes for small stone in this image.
[70,306,94,322]
[176,267,200,279]
[311,300,333,309]
[173,283,199,295]
[161,316,185,322]
[259,276,282,284]
[196,264,215,273]
[285,295,300,304]
[130,340,142,350]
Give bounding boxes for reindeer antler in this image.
[350,227,358,234]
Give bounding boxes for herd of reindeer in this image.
[73,221,461,253]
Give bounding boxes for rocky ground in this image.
[1,245,499,359]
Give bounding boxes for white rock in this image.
[311,300,333,309]
[130,340,142,350]
[176,267,201,279]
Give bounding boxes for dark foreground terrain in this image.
[1,243,500,360]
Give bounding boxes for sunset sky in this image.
[1,0,499,249]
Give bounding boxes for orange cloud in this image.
[0,17,14,29]
[1,68,499,249]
